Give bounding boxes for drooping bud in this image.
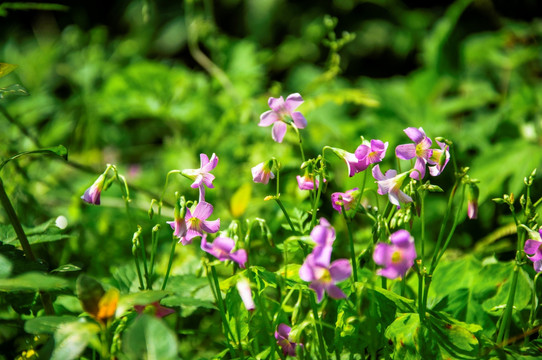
[467,183,479,220]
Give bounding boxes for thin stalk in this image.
[428,180,460,274]
[293,125,305,163]
[353,170,369,220]
[204,265,236,358]
[308,292,328,360]
[529,272,541,331]
[497,262,520,344]
[210,265,238,357]
[0,178,54,314]
[274,198,296,233]
[161,235,178,290]
[341,204,358,283]
[310,173,324,229]
[132,249,145,290]
[433,185,466,267]
[139,234,150,289]
[419,189,426,262]
[148,224,160,282]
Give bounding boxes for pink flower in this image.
[81,174,106,205]
[467,183,479,220]
[395,127,433,180]
[331,188,360,213]
[178,201,220,245]
[236,278,255,311]
[373,230,417,279]
[182,153,218,202]
[428,139,450,177]
[330,147,367,177]
[275,324,302,356]
[134,301,175,318]
[251,161,275,184]
[201,235,247,268]
[299,253,351,302]
[296,174,323,190]
[259,93,307,143]
[524,229,542,273]
[372,165,412,208]
[355,139,388,170]
[310,218,336,267]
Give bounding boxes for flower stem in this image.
[148,224,160,286]
[310,174,324,230]
[341,204,358,283]
[292,125,305,163]
[204,264,237,358]
[274,198,296,233]
[353,169,369,220]
[209,264,238,357]
[161,235,178,290]
[308,292,328,360]
[0,178,54,315]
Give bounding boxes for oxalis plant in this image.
[2,92,542,359]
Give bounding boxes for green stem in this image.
[341,204,358,283]
[353,169,369,220]
[310,173,324,230]
[308,292,328,360]
[0,178,54,315]
[274,198,296,233]
[293,125,305,163]
[161,235,178,290]
[209,265,238,357]
[529,272,541,330]
[419,189,426,262]
[148,224,160,284]
[497,261,520,344]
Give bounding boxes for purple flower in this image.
[467,183,479,220]
[275,324,301,356]
[167,216,187,239]
[395,127,433,180]
[236,278,255,311]
[81,174,106,205]
[310,218,336,267]
[259,93,307,143]
[373,230,417,279]
[428,139,450,177]
[330,147,368,177]
[524,230,542,272]
[299,253,351,303]
[331,188,360,213]
[134,301,175,318]
[296,174,322,190]
[372,165,413,208]
[179,201,220,245]
[355,139,388,170]
[182,153,219,202]
[201,235,247,268]
[251,161,275,184]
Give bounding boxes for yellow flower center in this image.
[391,250,402,264]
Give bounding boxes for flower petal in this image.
[329,259,352,282]
[291,112,307,128]
[277,324,292,339]
[200,219,220,234]
[193,201,214,220]
[395,144,416,160]
[390,229,413,247]
[268,96,285,112]
[411,157,427,180]
[259,110,279,127]
[299,256,316,282]
[284,93,304,112]
[325,284,347,299]
[310,282,325,303]
[272,121,287,143]
[404,127,425,143]
[373,243,391,267]
[213,236,235,253]
[230,249,248,268]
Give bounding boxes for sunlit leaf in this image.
[0,272,70,291]
[123,314,178,360]
[51,320,101,360]
[0,63,17,78]
[230,183,252,218]
[0,83,29,99]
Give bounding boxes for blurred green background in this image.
[0,0,541,328]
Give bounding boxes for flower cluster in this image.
[525,229,542,273]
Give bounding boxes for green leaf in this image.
[24,315,79,334]
[76,274,105,317]
[0,254,12,278]
[0,272,70,291]
[230,183,252,218]
[116,290,172,316]
[51,264,82,273]
[0,84,29,99]
[0,218,71,246]
[51,320,101,360]
[123,314,178,360]
[0,63,17,78]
